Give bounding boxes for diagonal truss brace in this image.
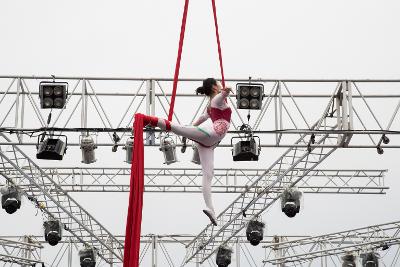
[0,133,124,264]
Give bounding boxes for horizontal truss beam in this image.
[0,167,387,194]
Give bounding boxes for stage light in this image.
[123,136,134,164]
[236,83,264,110]
[36,133,67,160]
[44,220,62,246]
[281,187,302,218]
[342,253,356,267]
[231,125,261,161]
[80,135,97,164]
[216,245,232,267]
[39,82,68,109]
[159,135,178,165]
[191,145,201,165]
[246,220,265,246]
[1,186,21,214]
[79,247,97,267]
[361,252,379,267]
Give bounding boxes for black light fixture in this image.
[216,245,232,267]
[281,188,302,218]
[39,81,68,109]
[236,83,264,109]
[79,247,96,267]
[246,220,265,246]
[342,253,356,267]
[361,252,379,267]
[1,186,22,214]
[231,125,261,161]
[44,220,62,246]
[36,133,67,160]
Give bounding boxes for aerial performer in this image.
[142,78,232,226]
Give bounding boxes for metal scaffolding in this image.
[0,236,43,266]
[1,76,400,265]
[263,221,400,266]
[0,133,124,264]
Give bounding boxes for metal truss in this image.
[0,236,43,266]
[182,82,355,264]
[0,167,387,194]
[1,76,400,150]
[0,133,124,264]
[263,221,400,266]
[1,76,399,264]
[0,234,296,267]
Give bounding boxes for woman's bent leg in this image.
[158,119,217,146]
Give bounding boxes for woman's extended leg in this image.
[196,144,217,225]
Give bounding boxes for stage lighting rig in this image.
[79,247,97,267]
[44,220,62,246]
[216,245,232,267]
[342,253,356,267]
[80,134,97,164]
[39,81,68,109]
[246,219,265,246]
[236,82,264,109]
[231,124,261,161]
[361,251,379,267]
[281,187,302,218]
[123,135,134,164]
[159,134,178,165]
[1,186,21,214]
[36,133,67,160]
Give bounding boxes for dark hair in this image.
[196,78,217,96]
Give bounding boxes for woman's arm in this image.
[192,112,210,126]
[212,86,232,108]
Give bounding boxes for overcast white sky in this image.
[1,0,400,266]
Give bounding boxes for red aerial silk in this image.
[124,0,225,265]
[123,114,144,267]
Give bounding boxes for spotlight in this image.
[231,125,260,161]
[342,253,356,267]
[36,133,67,160]
[361,252,379,267]
[123,136,134,164]
[216,245,232,267]
[44,220,62,246]
[39,82,68,109]
[159,134,178,165]
[236,83,264,109]
[80,135,97,164]
[281,187,302,218]
[246,220,265,246]
[79,247,97,267]
[1,186,21,214]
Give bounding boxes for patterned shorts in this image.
[213,120,230,136]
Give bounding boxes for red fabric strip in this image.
[211,0,225,88]
[123,113,145,267]
[168,0,190,122]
